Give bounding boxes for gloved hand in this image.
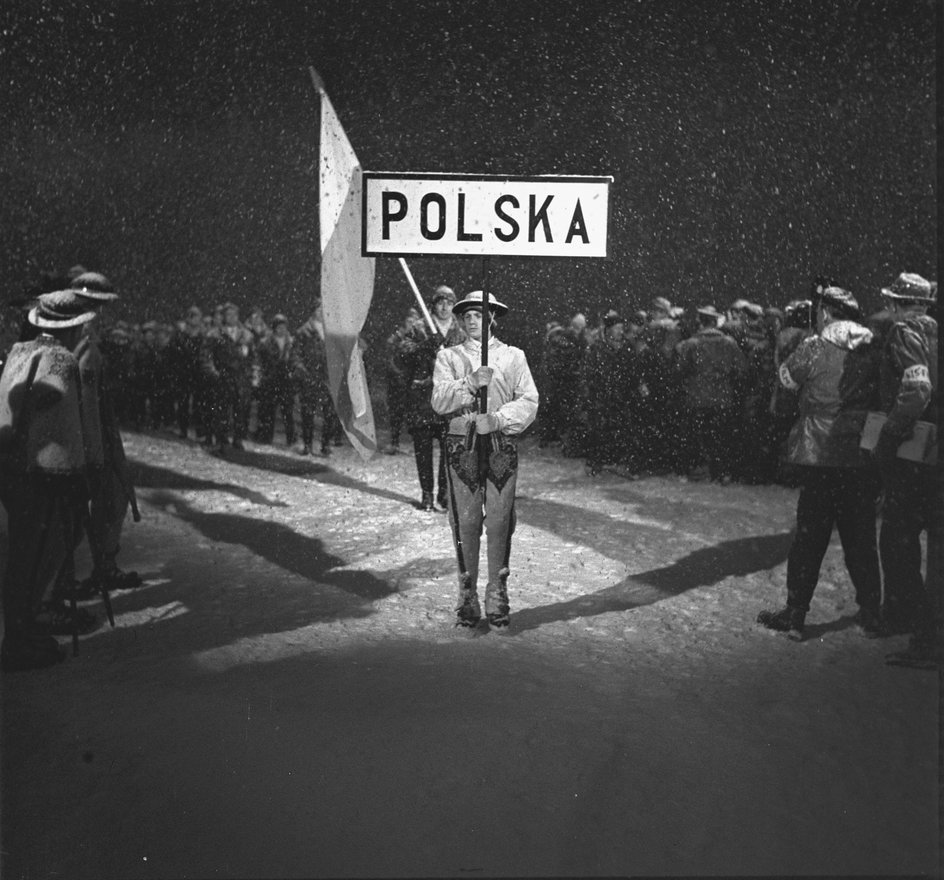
[468,366,494,389]
[475,412,501,434]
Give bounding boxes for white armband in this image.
[779,363,799,391]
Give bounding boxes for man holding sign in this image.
[432,291,539,630]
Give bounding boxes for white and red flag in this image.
[312,68,377,459]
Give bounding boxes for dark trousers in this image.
[300,390,341,450]
[682,407,737,479]
[256,380,296,444]
[879,459,944,636]
[411,424,447,497]
[386,375,408,446]
[786,467,881,613]
[1,474,85,634]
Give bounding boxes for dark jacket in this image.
[779,320,881,467]
[673,327,747,410]
[401,328,443,431]
[878,313,938,449]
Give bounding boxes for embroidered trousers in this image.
[444,432,518,599]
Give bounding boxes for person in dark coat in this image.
[672,306,748,482]
[735,302,777,483]
[200,302,255,451]
[402,321,449,511]
[292,305,341,455]
[255,314,296,446]
[871,272,940,666]
[582,313,635,476]
[758,286,883,638]
[382,309,421,454]
[539,319,586,450]
[170,305,206,440]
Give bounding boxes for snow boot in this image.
[455,575,481,629]
[420,492,435,512]
[485,571,510,630]
[757,605,805,638]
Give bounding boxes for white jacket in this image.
[432,337,539,435]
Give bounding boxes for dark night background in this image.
[1,0,937,362]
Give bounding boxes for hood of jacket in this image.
[821,320,873,351]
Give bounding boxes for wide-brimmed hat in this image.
[742,302,764,318]
[816,286,861,320]
[271,313,289,326]
[430,284,456,305]
[70,271,118,302]
[650,296,672,313]
[696,305,722,320]
[28,290,99,328]
[881,272,935,303]
[730,298,751,312]
[452,290,508,317]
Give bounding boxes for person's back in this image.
[783,321,880,468]
[675,326,746,410]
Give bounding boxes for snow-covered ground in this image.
[1,431,938,878]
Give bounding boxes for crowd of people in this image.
[533,281,938,485]
[0,265,938,669]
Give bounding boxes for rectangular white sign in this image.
[362,172,612,258]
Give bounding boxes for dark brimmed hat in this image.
[271,313,289,326]
[28,290,99,329]
[69,271,118,302]
[430,284,456,305]
[815,286,861,320]
[452,290,508,317]
[881,272,935,303]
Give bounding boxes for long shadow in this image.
[514,495,694,560]
[194,445,418,506]
[130,461,288,507]
[510,531,794,633]
[141,489,395,601]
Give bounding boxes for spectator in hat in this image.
[735,301,777,483]
[428,285,466,347]
[292,303,342,455]
[672,305,748,482]
[400,287,467,509]
[0,290,98,670]
[431,290,539,630]
[770,299,816,481]
[70,272,144,596]
[169,305,206,440]
[872,272,940,666]
[382,308,422,454]
[255,313,296,446]
[200,302,255,451]
[538,315,587,452]
[582,312,635,476]
[758,286,883,639]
